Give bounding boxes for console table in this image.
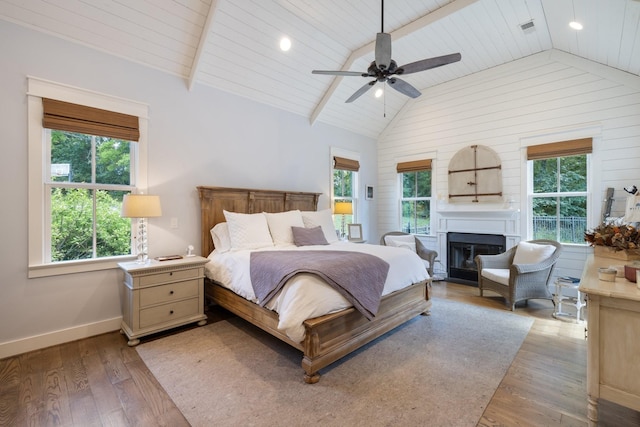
[579,254,640,426]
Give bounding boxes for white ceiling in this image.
[2,0,639,139]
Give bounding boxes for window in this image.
[398,159,432,235]
[47,130,133,261]
[28,77,148,277]
[528,139,591,244]
[332,155,359,234]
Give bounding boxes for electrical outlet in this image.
[170,217,178,229]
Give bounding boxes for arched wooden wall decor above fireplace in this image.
[448,145,502,203]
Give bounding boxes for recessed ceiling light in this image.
[569,21,583,30]
[374,88,383,98]
[279,37,291,52]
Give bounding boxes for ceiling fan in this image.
[312,0,461,103]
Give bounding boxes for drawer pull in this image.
[169,290,174,295]
[169,272,173,276]
[170,310,174,315]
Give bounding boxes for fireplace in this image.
[447,232,506,286]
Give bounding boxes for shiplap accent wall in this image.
[377,49,640,279]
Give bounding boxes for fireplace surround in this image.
[447,232,506,285]
[437,207,520,284]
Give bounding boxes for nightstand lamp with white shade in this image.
[121,194,162,263]
[334,201,353,239]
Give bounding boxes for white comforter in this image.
[205,241,430,343]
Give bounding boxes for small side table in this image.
[552,278,585,323]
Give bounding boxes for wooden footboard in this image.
[205,278,431,383]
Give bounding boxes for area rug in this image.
[136,298,533,427]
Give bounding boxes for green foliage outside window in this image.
[532,155,587,243]
[401,170,431,234]
[49,130,133,261]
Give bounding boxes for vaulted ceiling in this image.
[2,0,639,139]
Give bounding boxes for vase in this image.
[593,245,640,261]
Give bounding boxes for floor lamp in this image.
[121,194,162,263]
[333,201,353,239]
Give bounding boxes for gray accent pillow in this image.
[291,226,329,246]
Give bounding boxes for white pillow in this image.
[384,235,417,252]
[301,209,339,244]
[223,210,274,250]
[210,222,232,253]
[512,241,556,265]
[264,210,304,246]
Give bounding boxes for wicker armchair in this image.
[380,231,438,277]
[475,239,562,310]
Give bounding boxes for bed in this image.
[198,186,432,383]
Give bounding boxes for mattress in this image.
[205,241,429,342]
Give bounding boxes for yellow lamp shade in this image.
[334,201,353,215]
[121,194,162,218]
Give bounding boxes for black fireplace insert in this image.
[447,232,506,286]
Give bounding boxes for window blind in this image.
[333,156,360,171]
[397,159,432,173]
[42,98,140,141]
[526,138,592,160]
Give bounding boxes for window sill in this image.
[28,255,136,278]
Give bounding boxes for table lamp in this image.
[121,194,162,263]
[334,201,353,239]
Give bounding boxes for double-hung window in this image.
[332,155,359,236]
[528,139,591,244]
[28,78,148,277]
[398,159,432,235]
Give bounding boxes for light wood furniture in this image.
[197,186,431,383]
[118,256,209,346]
[579,254,640,426]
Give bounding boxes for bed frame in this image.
[197,186,431,383]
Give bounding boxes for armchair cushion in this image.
[513,241,556,265]
[384,235,417,252]
[481,268,510,286]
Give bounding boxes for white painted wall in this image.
[0,21,377,357]
[378,49,640,280]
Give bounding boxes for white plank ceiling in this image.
[2,0,639,139]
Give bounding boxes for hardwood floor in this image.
[1,282,639,426]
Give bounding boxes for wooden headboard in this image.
[197,186,321,257]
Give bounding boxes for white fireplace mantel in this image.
[435,208,521,276]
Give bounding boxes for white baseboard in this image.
[0,317,122,359]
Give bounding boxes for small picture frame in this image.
[348,223,363,241]
[365,185,374,200]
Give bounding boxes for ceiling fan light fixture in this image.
[279,37,291,52]
[374,88,383,98]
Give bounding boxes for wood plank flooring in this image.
[1,282,639,426]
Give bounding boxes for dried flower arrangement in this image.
[584,223,640,251]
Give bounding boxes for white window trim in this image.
[27,76,149,278]
[330,147,360,221]
[395,153,436,236]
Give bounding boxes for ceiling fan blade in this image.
[387,78,421,98]
[312,70,367,77]
[346,81,376,103]
[375,33,392,70]
[396,53,462,75]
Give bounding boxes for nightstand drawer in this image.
[138,268,200,287]
[139,280,199,307]
[139,298,199,328]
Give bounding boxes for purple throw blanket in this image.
[250,250,390,320]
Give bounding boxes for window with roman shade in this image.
[333,156,360,171]
[398,158,432,235]
[528,138,591,244]
[28,77,148,277]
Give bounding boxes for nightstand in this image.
[118,256,209,346]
